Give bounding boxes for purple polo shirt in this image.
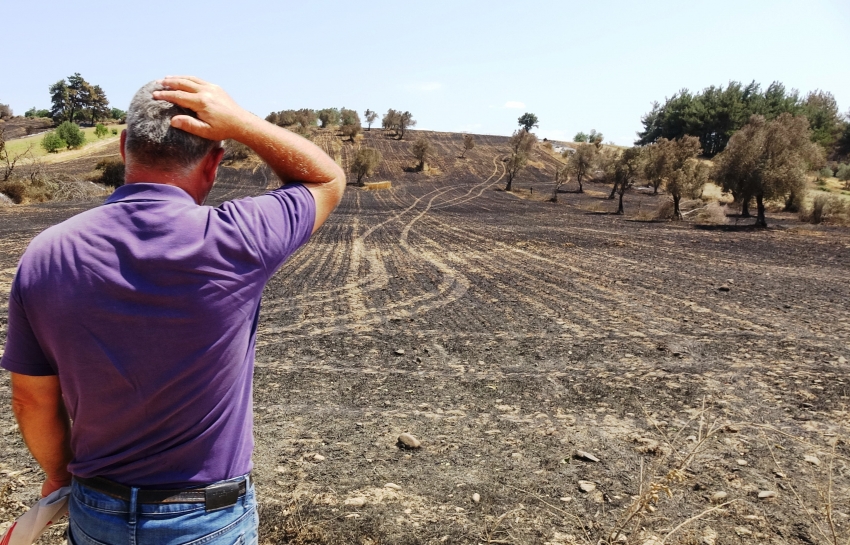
[1,182,315,487]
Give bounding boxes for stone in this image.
[711,491,728,503]
[804,455,821,466]
[344,496,367,507]
[511,452,522,459]
[575,450,600,463]
[384,483,402,490]
[758,490,777,500]
[702,527,718,545]
[397,432,421,449]
[718,286,731,292]
[736,459,748,466]
[578,480,596,493]
[312,453,325,462]
[839,356,847,364]
[734,527,752,537]
[559,496,572,502]
[472,493,480,503]
[394,349,405,356]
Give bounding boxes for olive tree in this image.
[56,121,85,149]
[714,114,823,228]
[565,144,598,193]
[518,112,539,132]
[612,147,642,214]
[412,138,433,171]
[340,108,361,141]
[461,134,475,158]
[317,108,341,128]
[504,129,537,191]
[551,164,569,202]
[642,135,706,218]
[351,147,382,186]
[364,109,378,131]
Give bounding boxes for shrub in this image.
[95,159,125,188]
[836,164,850,182]
[694,202,728,224]
[0,178,53,204]
[56,122,85,149]
[0,104,12,120]
[801,195,850,225]
[818,167,834,178]
[24,107,50,118]
[41,131,66,153]
[111,128,118,135]
[94,124,108,139]
[110,108,126,121]
[223,140,251,162]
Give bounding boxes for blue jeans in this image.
[67,475,258,545]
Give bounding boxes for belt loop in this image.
[128,487,139,545]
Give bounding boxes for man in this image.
[2,76,345,544]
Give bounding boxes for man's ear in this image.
[202,146,226,185]
[119,130,127,163]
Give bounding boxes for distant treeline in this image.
[636,81,849,158]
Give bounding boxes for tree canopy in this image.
[518,113,538,132]
[351,147,382,186]
[642,136,706,218]
[504,129,537,191]
[564,144,598,193]
[49,73,110,124]
[714,114,823,227]
[364,109,378,131]
[412,138,433,171]
[636,81,845,158]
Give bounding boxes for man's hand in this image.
[153,76,251,142]
[153,75,346,233]
[42,475,71,497]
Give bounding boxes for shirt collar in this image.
[105,183,197,205]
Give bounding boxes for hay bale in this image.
[363,181,392,190]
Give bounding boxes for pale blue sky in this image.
[3,0,848,145]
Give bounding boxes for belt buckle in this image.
[205,482,240,512]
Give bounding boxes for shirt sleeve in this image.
[219,183,317,278]
[1,273,56,376]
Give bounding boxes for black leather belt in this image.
[74,475,248,511]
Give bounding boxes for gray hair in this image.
[125,81,221,169]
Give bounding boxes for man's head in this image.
[125,81,222,170]
[121,81,225,203]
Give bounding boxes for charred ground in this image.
[0,129,848,544]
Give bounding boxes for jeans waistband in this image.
[73,474,250,509]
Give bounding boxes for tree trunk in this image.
[741,196,751,218]
[505,177,513,192]
[784,191,797,212]
[755,194,767,228]
[608,181,618,200]
[617,190,624,214]
[577,175,583,193]
[673,195,681,220]
[653,183,659,195]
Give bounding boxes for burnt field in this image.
[1,130,849,544]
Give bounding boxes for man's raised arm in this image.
[153,76,346,233]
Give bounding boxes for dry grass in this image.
[800,195,850,225]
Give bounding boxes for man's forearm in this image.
[236,116,345,187]
[11,374,72,492]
